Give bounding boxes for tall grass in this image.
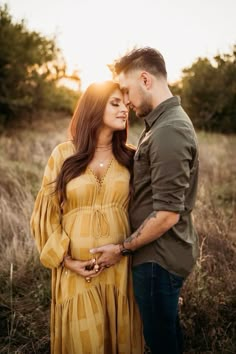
[0,119,235,353]
[0,114,69,353]
[179,132,236,353]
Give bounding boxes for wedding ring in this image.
[85,277,91,283]
[105,265,110,268]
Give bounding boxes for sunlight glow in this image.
[76,62,113,91]
[6,0,236,91]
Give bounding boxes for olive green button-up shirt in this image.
[129,96,199,278]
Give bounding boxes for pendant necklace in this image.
[95,144,112,167]
[98,158,109,168]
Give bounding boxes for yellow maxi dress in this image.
[30,141,144,354]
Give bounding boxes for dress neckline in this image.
[87,158,114,185]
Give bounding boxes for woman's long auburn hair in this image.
[54,81,135,206]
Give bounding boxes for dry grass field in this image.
[0,115,235,353]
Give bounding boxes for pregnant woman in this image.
[30,80,144,354]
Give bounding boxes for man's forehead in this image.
[118,72,129,89]
[119,69,141,85]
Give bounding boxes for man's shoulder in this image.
[152,106,196,135]
[158,103,191,123]
[149,113,198,153]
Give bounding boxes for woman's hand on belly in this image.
[63,255,104,278]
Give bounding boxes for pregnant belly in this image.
[63,209,129,261]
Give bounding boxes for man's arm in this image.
[90,210,179,267]
[124,210,179,250]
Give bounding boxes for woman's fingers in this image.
[84,258,96,270]
[64,257,107,279]
[80,266,104,278]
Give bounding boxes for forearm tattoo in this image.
[124,211,158,244]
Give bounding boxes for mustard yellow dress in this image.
[30,141,144,354]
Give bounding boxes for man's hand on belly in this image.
[90,244,122,268]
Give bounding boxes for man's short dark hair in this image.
[113,47,167,78]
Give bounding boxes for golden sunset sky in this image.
[5,0,236,90]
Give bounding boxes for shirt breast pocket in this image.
[134,149,150,181]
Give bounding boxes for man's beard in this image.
[135,88,153,118]
[136,101,153,118]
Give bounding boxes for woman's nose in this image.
[121,102,128,112]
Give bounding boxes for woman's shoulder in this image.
[51,140,75,162]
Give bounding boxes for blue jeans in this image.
[132,262,184,354]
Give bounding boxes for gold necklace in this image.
[95,144,112,152]
[94,145,112,167]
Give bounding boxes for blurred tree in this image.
[171,46,236,133]
[0,4,80,127]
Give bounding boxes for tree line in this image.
[0,4,80,129]
[170,46,236,133]
[0,4,235,133]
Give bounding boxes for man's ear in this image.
[140,71,152,89]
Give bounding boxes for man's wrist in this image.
[118,242,134,256]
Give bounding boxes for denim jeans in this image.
[132,262,184,354]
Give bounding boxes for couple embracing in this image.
[31,47,199,354]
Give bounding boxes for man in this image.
[90,47,199,354]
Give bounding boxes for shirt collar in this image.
[144,96,181,130]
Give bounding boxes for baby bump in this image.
[62,208,130,260]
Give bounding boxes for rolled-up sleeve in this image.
[150,124,195,213]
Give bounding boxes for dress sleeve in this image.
[30,145,70,269]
